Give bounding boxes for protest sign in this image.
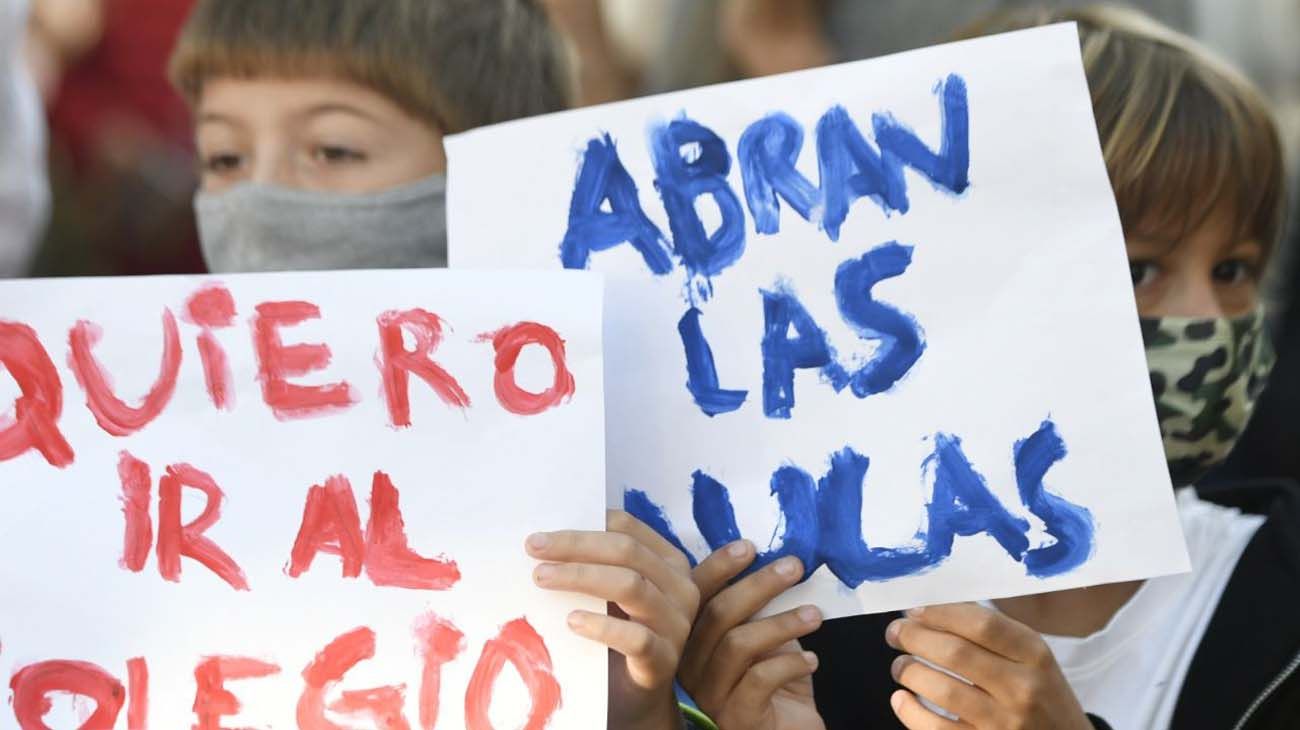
[447,25,1190,619]
[0,269,607,728]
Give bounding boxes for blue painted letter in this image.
[561,134,675,275]
[737,113,821,235]
[761,284,834,419]
[1015,420,1095,577]
[624,488,697,567]
[678,308,747,416]
[693,468,819,579]
[815,448,934,586]
[650,118,747,296]
[924,434,1031,562]
[829,242,926,396]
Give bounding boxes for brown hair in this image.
[169,0,573,134]
[960,5,1287,252]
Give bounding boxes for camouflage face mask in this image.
[1141,306,1275,486]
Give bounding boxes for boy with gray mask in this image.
[170,0,570,274]
[169,3,701,729]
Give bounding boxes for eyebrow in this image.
[301,103,383,124]
[196,112,242,127]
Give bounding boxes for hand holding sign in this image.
[679,547,825,730]
[528,510,702,730]
[886,604,1092,730]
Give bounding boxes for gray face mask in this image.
[195,174,447,273]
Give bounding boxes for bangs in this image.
[1096,42,1286,249]
[168,1,450,129]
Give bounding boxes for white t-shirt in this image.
[0,0,49,277]
[1042,488,1264,729]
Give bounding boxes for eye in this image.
[203,153,243,174]
[1129,260,1159,288]
[1212,259,1256,285]
[313,145,367,164]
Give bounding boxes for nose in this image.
[248,142,298,188]
[1160,270,1226,319]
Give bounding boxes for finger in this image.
[723,651,820,725]
[692,539,756,603]
[566,610,675,689]
[891,655,995,727]
[890,689,974,730]
[527,529,696,615]
[680,556,804,687]
[885,617,1010,694]
[607,510,694,574]
[906,603,1045,665]
[703,606,822,702]
[534,562,688,639]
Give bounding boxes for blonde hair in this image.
[960,5,1287,252]
[169,0,573,134]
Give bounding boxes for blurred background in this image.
[1,0,1297,483]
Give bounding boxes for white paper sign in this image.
[0,269,607,728]
[447,25,1189,620]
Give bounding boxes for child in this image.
[677,6,1296,730]
[170,2,697,728]
[170,0,572,272]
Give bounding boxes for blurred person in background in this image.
[25,0,202,276]
[717,0,1193,77]
[0,0,49,277]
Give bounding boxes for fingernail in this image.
[526,533,550,552]
[534,564,556,584]
[797,605,822,625]
[774,556,802,578]
[802,651,819,670]
[890,691,904,712]
[727,540,752,558]
[905,606,924,619]
[890,654,909,681]
[885,619,903,648]
[566,611,587,630]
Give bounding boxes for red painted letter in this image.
[192,656,280,730]
[10,660,125,729]
[485,323,575,416]
[118,451,153,573]
[252,301,356,420]
[157,464,249,591]
[0,321,74,467]
[377,309,470,427]
[186,284,237,411]
[298,627,408,730]
[364,472,460,591]
[328,687,409,730]
[288,475,366,579]
[68,309,182,437]
[128,657,148,730]
[464,619,561,730]
[414,613,465,730]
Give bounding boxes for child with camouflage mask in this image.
[171,3,699,729]
[676,6,1296,730]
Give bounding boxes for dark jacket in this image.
[801,479,1300,729]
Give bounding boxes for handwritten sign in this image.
[0,270,607,728]
[447,25,1189,619]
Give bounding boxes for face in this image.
[196,77,446,194]
[1126,209,1265,320]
